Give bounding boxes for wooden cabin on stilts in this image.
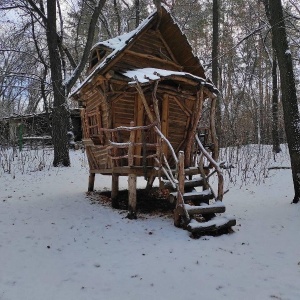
[70,5,236,236]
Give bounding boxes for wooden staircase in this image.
[165,175,236,237]
[161,134,236,237]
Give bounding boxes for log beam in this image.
[111,173,119,208]
[134,78,155,123]
[88,172,95,192]
[125,49,182,71]
[185,86,204,166]
[127,173,137,219]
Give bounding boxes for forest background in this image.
[0,0,299,169]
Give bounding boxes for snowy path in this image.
[0,150,300,300]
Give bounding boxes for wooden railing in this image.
[195,134,224,200]
[153,126,178,189]
[90,122,180,184]
[96,121,159,167]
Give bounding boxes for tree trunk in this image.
[212,0,221,150]
[135,0,140,28]
[264,0,300,203]
[271,53,281,153]
[113,0,121,35]
[46,0,70,166]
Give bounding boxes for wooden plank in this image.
[157,87,196,101]
[156,30,180,65]
[135,94,144,166]
[172,96,192,116]
[184,201,225,215]
[187,217,236,234]
[163,177,204,189]
[122,54,179,71]
[125,50,182,71]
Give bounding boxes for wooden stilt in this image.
[146,175,156,191]
[111,173,119,208]
[88,173,95,192]
[127,173,137,219]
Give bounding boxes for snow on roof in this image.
[92,4,173,52]
[92,31,139,52]
[69,5,216,98]
[122,68,218,93]
[70,11,156,97]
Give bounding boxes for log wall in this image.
[167,96,192,156]
[130,29,172,61]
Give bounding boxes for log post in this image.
[88,172,95,192]
[177,151,185,205]
[184,86,204,166]
[128,121,136,166]
[174,151,186,227]
[127,173,137,219]
[134,78,154,123]
[111,173,119,208]
[152,81,161,129]
[135,94,144,166]
[146,175,156,191]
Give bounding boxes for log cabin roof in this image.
[70,5,213,98]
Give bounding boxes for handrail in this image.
[153,126,179,187]
[172,151,190,226]
[154,126,178,164]
[195,134,224,200]
[99,121,158,132]
[91,123,180,188]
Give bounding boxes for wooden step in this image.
[169,189,214,203]
[187,215,236,234]
[183,178,204,189]
[163,177,204,189]
[184,201,226,215]
[182,189,214,202]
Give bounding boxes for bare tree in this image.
[271,51,281,153]
[135,0,140,27]
[212,0,220,158]
[264,0,300,203]
[25,0,107,166]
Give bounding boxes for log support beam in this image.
[127,173,137,219]
[111,173,119,208]
[146,175,156,191]
[88,172,95,192]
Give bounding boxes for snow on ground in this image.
[0,147,300,300]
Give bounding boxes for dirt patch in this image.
[87,187,175,218]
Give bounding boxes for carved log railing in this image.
[97,122,158,167]
[174,151,190,226]
[153,126,178,189]
[195,134,224,200]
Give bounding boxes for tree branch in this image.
[65,0,107,92]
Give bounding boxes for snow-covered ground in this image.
[0,147,300,300]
